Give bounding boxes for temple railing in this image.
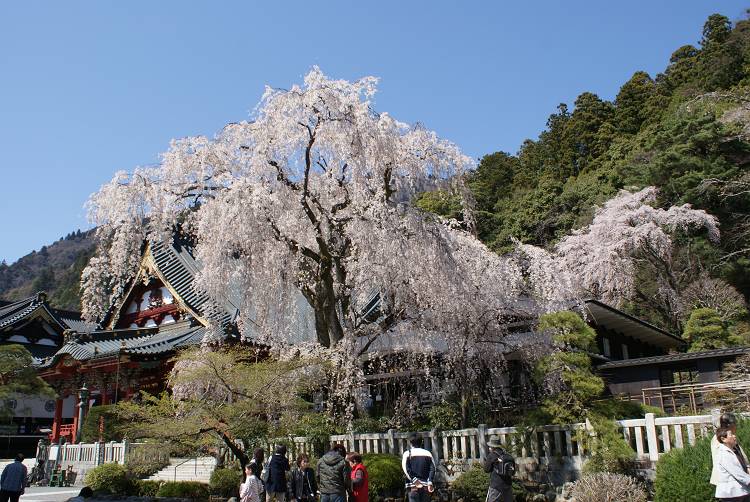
[40,439,169,483]
[221,411,721,484]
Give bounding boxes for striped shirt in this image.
[0,461,27,492]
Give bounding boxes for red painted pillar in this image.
[51,398,63,441]
[71,395,79,443]
[100,390,109,406]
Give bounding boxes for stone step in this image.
[148,457,215,484]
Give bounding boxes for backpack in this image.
[493,450,516,478]
[260,459,271,486]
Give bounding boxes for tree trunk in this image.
[218,431,249,469]
[308,261,345,347]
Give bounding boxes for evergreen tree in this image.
[0,345,55,418]
[614,71,656,135]
[535,311,605,424]
[684,307,732,352]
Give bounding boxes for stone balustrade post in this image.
[477,424,488,461]
[387,429,396,454]
[645,413,660,463]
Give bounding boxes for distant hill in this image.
[0,230,96,310]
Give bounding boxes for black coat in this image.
[482,449,512,492]
[266,454,290,493]
[288,466,318,500]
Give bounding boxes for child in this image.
[241,463,262,502]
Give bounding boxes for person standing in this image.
[713,413,750,488]
[714,427,750,501]
[250,448,266,502]
[241,463,262,502]
[401,433,436,502]
[317,444,350,502]
[288,454,318,502]
[482,438,515,502]
[265,445,291,502]
[347,453,368,502]
[0,454,27,502]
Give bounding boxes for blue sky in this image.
[0,1,746,264]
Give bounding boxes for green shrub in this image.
[156,480,210,500]
[80,404,123,442]
[451,464,489,502]
[426,401,461,430]
[363,454,404,498]
[84,463,134,495]
[136,479,162,497]
[351,416,390,433]
[653,435,713,502]
[210,467,242,497]
[581,417,637,474]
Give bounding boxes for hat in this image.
[487,438,503,449]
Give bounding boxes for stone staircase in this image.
[148,457,216,483]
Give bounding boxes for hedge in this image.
[363,454,403,499]
[210,467,242,497]
[84,463,134,495]
[156,480,210,500]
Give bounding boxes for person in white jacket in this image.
[715,426,750,501]
[241,464,262,502]
[713,413,750,487]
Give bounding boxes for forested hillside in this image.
[3,12,750,339]
[0,230,95,310]
[419,12,750,337]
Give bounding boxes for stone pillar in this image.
[711,408,722,428]
[387,429,397,455]
[429,428,441,464]
[645,412,660,464]
[477,424,488,461]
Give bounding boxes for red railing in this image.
[55,424,76,443]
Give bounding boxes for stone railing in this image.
[328,412,719,484]
[40,440,169,483]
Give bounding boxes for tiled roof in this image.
[0,293,100,334]
[37,320,206,368]
[149,237,239,328]
[0,294,50,329]
[597,346,750,370]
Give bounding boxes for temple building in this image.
[3,233,746,445]
[31,235,243,443]
[0,292,97,449]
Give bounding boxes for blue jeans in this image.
[320,493,345,502]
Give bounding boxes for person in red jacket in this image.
[347,452,368,502]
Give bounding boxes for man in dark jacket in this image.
[265,445,291,502]
[317,444,350,502]
[482,439,513,502]
[401,433,435,502]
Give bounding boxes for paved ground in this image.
[20,486,80,502]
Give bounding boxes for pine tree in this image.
[684,308,731,352]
